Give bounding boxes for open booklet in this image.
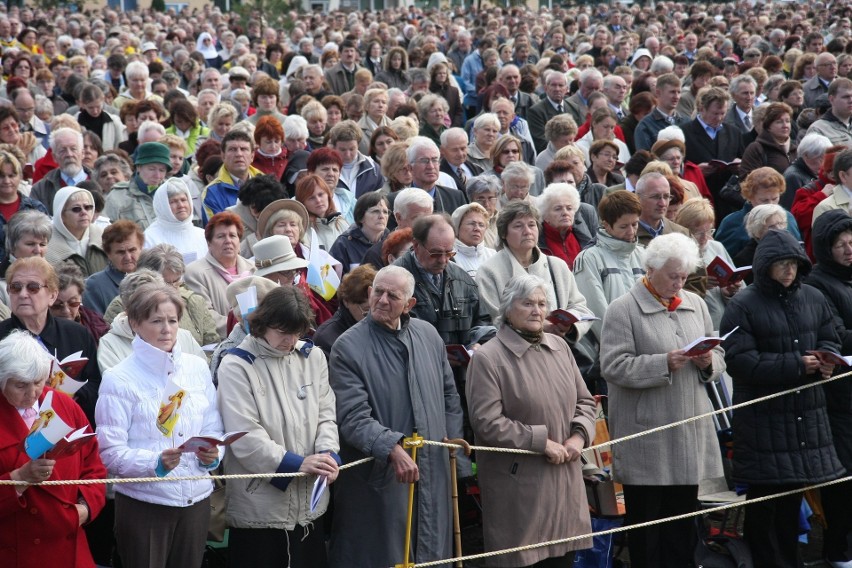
[22,391,96,460]
[47,351,89,397]
[546,309,600,327]
[446,344,474,364]
[311,475,328,512]
[807,350,852,367]
[177,431,248,453]
[707,257,752,288]
[681,326,740,357]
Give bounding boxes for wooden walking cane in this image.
[444,437,472,568]
[396,430,424,568]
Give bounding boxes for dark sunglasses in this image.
[67,204,94,214]
[8,281,48,294]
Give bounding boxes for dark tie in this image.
[743,114,752,131]
[616,109,624,120]
[432,273,441,289]
[457,167,467,190]
[557,103,564,113]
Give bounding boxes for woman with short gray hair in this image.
[537,183,597,268]
[467,113,501,171]
[466,274,596,566]
[1,208,51,285]
[600,232,724,568]
[417,93,450,146]
[782,132,832,208]
[0,329,107,565]
[93,153,132,193]
[465,174,501,248]
[451,202,496,278]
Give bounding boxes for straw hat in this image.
[253,235,309,278]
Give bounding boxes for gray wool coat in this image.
[328,314,467,568]
[600,282,725,485]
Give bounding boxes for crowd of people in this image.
[2,1,852,567]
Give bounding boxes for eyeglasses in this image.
[691,228,716,238]
[414,157,441,166]
[51,299,81,311]
[501,148,521,155]
[596,152,618,159]
[67,204,94,214]
[426,249,456,259]
[8,281,48,294]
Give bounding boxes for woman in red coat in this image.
[0,330,106,568]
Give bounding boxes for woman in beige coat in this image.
[600,232,725,568]
[467,274,595,567]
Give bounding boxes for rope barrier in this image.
[409,474,852,568]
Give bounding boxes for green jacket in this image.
[103,177,156,229]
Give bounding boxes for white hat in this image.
[142,42,158,53]
[253,236,309,278]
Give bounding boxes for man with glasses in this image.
[9,87,47,143]
[388,137,467,229]
[805,52,838,109]
[32,128,90,216]
[635,172,690,247]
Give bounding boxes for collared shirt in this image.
[625,177,636,192]
[639,218,665,239]
[654,107,678,125]
[548,98,563,112]
[61,168,88,187]
[697,115,723,140]
[413,255,442,290]
[609,103,625,119]
[736,106,753,129]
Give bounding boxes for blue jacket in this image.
[82,264,126,316]
[633,108,689,152]
[716,202,802,258]
[201,164,263,225]
[338,153,384,200]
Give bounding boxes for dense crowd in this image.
[2,1,852,567]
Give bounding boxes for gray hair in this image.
[49,127,83,152]
[635,171,668,195]
[137,243,186,277]
[730,74,757,95]
[440,127,467,147]
[496,274,548,326]
[283,115,309,140]
[466,174,501,201]
[119,268,164,306]
[5,209,51,252]
[472,112,500,132]
[644,232,700,272]
[374,265,415,299]
[537,183,580,215]
[406,135,439,164]
[137,119,166,141]
[197,88,220,102]
[0,330,52,390]
[162,177,191,199]
[407,67,430,85]
[746,203,787,239]
[579,68,603,85]
[649,55,674,74]
[417,94,449,123]
[200,67,221,83]
[94,153,132,179]
[125,60,149,80]
[797,133,832,161]
[393,187,434,218]
[54,261,86,294]
[501,161,535,186]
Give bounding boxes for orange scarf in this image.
[642,276,682,311]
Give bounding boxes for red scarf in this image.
[543,222,581,269]
[642,276,682,311]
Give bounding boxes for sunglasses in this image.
[67,204,94,214]
[426,249,456,259]
[51,299,82,310]
[8,281,48,294]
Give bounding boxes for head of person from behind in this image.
[248,285,315,353]
[0,329,52,410]
[368,265,417,330]
[127,282,184,353]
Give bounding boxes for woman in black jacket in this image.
[805,209,852,568]
[720,229,845,568]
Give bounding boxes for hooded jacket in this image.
[805,210,852,468]
[144,179,208,260]
[103,176,157,230]
[720,229,845,484]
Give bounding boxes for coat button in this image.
[30,507,37,514]
[33,538,40,545]
[797,417,803,421]
[796,390,801,394]
[187,499,193,505]
[801,442,806,447]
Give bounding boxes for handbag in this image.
[693,517,753,568]
[207,473,227,542]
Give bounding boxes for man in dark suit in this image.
[439,127,484,192]
[724,75,758,146]
[684,87,746,221]
[387,136,468,230]
[497,64,537,120]
[527,70,569,154]
[564,68,604,126]
[324,39,362,96]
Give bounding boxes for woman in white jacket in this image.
[144,177,208,262]
[95,282,223,568]
[217,285,340,568]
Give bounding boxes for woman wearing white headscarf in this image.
[196,32,223,69]
[45,186,108,277]
[144,178,208,261]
